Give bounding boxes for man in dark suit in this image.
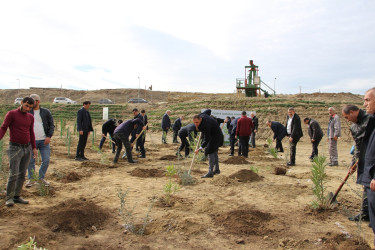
[267,121,287,152]
[172,116,184,143]
[161,110,171,144]
[131,108,146,158]
[75,101,93,161]
[250,112,258,148]
[303,117,323,160]
[285,107,303,166]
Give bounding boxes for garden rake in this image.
[188,133,202,175]
[328,160,358,205]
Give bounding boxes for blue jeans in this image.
[7,143,32,199]
[28,140,50,179]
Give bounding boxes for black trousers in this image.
[173,130,179,143]
[113,133,133,163]
[76,131,88,158]
[251,130,256,148]
[289,141,298,164]
[135,133,146,156]
[178,135,190,156]
[365,187,375,234]
[239,136,250,157]
[276,138,284,152]
[230,134,236,155]
[310,138,321,158]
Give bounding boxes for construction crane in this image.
[236,60,275,97]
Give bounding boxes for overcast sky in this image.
[0,1,374,95]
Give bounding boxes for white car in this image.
[14,98,23,105]
[53,97,77,104]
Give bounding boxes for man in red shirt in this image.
[0,97,37,207]
[236,111,254,158]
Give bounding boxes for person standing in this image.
[250,112,258,148]
[327,107,341,166]
[358,87,375,242]
[26,94,55,187]
[131,108,146,158]
[0,97,37,207]
[285,107,303,166]
[113,118,144,164]
[172,116,184,143]
[177,123,197,158]
[229,117,240,156]
[303,117,323,160]
[193,113,224,178]
[140,109,148,147]
[161,110,171,144]
[99,118,118,153]
[236,111,254,158]
[342,104,370,222]
[75,101,93,161]
[267,121,287,152]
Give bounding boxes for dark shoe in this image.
[5,198,14,207]
[201,173,214,178]
[128,160,138,164]
[138,155,146,158]
[348,213,370,222]
[213,170,221,175]
[112,151,115,154]
[228,154,234,156]
[328,162,338,166]
[135,149,139,153]
[81,157,89,161]
[287,162,295,166]
[13,197,29,204]
[75,157,84,161]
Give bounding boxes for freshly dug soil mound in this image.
[80,161,111,168]
[211,209,272,235]
[223,156,249,165]
[274,167,287,175]
[63,172,81,182]
[129,168,165,178]
[211,175,237,186]
[159,155,177,161]
[46,199,109,234]
[229,169,262,182]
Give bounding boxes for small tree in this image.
[164,165,179,205]
[311,156,328,209]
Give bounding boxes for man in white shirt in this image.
[26,94,55,187]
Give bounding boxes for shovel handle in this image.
[188,133,202,175]
[332,160,358,201]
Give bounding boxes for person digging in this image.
[113,118,144,164]
[193,114,223,178]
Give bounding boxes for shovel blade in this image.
[327,192,338,205]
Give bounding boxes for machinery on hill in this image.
[236,60,275,97]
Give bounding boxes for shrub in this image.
[311,156,329,209]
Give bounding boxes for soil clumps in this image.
[223,156,250,165]
[229,169,262,182]
[274,167,287,175]
[63,172,81,182]
[129,168,165,178]
[159,155,177,160]
[210,175,237,186]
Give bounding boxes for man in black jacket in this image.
[75,101,93,161]
[113,118,144,164]
[285,108,303,166]
[359,88,375,241]
[177,123,197,158]
[343,104,370,222]
[27,94,55,187]
[99,118,118,153]
[131,108,146,158]
[250,112,258,148]
[267,121,287,152]
[172,116,184,143]
[303,117,323,160]
[229,117,240,156]
[161,110,171,144]
[193,114,224,178]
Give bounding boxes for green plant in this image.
[311,156,329,209]
[249,165,259,174]
[92,145,110,164]
[267,137,278,158]
[164,165,180,205]
[30,170,49,196]
[178,168,196,186]
[17,236,47,250]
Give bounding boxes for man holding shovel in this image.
[131,108,146,158]
[113,118,144,164]
[342,104,370,222]
[177,123,197,158]
[267,120,287,153]
[193,113,223,178]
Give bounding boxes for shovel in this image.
[328,160,358,205]
[188,133,202,175]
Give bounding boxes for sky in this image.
[0,0,374,95]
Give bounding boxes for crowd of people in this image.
[0,88,375,243]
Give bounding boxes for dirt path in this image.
[0,131,372,249]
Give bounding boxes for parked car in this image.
[53,97,77,104]
[14,98,23,105]
[128,98,148,103]
[99,98,114,104]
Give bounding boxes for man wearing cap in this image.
[0,97,37,206]
[26,94,55,187]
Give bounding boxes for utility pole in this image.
[138,76,140,99]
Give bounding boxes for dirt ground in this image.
[0,129,373,249]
